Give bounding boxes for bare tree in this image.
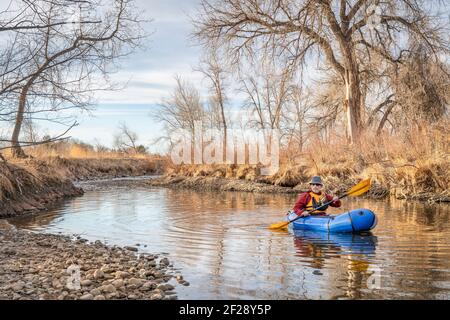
[390,46,449,129]
[193,0,449,145]
[153,75,204,147]
[0,0,105,100]
[240,61,294,133]
[0,0,146,157]
[0,0,102,33]
[113,122,141,153]
[196,49,229,161]
[282,86,314,153]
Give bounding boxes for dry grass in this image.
[15,143,150,160]
[2,142,168,185]
[161,122,449,201]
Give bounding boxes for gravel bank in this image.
[0,222,187,300]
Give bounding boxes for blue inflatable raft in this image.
[287,208,377,233]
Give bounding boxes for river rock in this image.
[128,278,145,287]
[52,279,63,289]
[115,271,130,279]
[159,258,170,266]
[12,293,22,300]
[11,281,25,291]
[105,292,118,299]
[141,281,156,291]
[99,284,116,293]
[100,265,113,273]
[93,269,104,279]
[90,288,101,296]
[80,293,94,300]
[150,293,162,300]
[165,284,175,291]
[156,284,168,291]
[180,280,190,286]
[80,280,92,286]
[111,279,124,288]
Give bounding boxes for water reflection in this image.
[292,230,377,262]
[291,229,378,299]
[8,183,450,299]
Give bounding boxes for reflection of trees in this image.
[328,256,372,300]
[346,198,450,298]
[293,237,333,270]
[344,257,369,299]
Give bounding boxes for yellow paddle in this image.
[268,179,372,230]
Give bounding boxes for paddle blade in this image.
[268,220,289,230]
[347,178,372,197]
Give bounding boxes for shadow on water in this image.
[7,182,450,299]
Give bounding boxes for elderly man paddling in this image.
[290,176,341,218]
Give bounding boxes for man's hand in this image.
[300,211,310,217]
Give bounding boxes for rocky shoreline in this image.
[0,221,187,300]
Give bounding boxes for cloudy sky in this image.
[42,0,206,152]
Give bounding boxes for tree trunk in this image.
[343,61,362,145]
[220,105,227,163]
[10,84,31,158]
[376,102,395,135]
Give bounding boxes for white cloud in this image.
[96,68,205,104]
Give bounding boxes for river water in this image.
[9,182,450,299]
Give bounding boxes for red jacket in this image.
[293,191,341,215]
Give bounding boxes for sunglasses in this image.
[310,183,323,186]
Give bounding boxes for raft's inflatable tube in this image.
[287,209,377,233]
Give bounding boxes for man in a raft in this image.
[289,176,341,218]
